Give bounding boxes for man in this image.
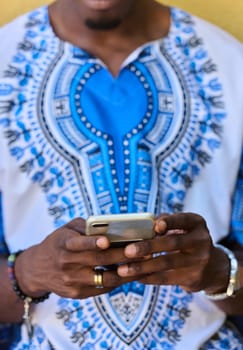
[0,0,242,348]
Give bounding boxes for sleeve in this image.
[230,149,243,246]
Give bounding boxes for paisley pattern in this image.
[0,6,241,350]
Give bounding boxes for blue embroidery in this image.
[231,151,243,245]
[201,322,243,349]
[0,6,234,350]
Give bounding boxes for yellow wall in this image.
[1,0,243,42]
[163,0,243,42]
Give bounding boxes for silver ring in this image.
[94,269,104,289]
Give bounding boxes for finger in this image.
[64,232,110,252]
[57,243,136,269]
[65,217,86,234]
[124,230,210,258]
[138,265,201,289]
[51,267,117,296]
[64,218,110,249]
[117,252,197,277]
[155,212,207,233]
[138,270,173,285]
[81,245,139,267]
[78,267,134,289]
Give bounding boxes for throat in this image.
[48,2,171,76]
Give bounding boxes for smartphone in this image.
[86,212,155,247]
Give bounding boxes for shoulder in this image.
[192,14,243,100]
[193,14,243,58]
[173,8,243,115]
[170,8,243,73]
[0,6,47,75]
[0,14,28,75]
[0,11,30,44]
[184,11,243,78]
[170,8,243,87]
[171,8,243,58]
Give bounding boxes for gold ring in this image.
[94,269,104,288]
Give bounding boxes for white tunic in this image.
[0,6,242,349]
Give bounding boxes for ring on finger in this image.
[94,269,104,289]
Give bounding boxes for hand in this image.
[117,212,230,294]
[14,218,136,299]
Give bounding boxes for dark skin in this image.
[49,0,171,76]
[0,0,242,323]
[1,213,242,323]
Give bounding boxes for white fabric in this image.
[0,6,242,350]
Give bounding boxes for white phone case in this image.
[86,212,155,246]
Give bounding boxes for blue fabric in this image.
[0,193,16,350]
[0,323,20,350]
[228,152,243,334]
[0,199,11,348]
[231,150,243,245]
[0,5,242,349]
[0,192,7,254]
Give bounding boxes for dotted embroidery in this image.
[0,7,236,350]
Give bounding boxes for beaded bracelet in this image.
[8,251,50,303]
[8,251,50,335]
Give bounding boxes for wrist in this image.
[202,244,230,295]
[8,250,50,302]
[201,244,240,301]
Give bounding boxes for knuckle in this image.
[126,262,142,275]
[67,218,85,234]
[68,288,81,299]
[184,212,207,230]
[161,255,172,270]
[69,217,83,227]
[107,273,119,287]
[82,236,97,251]
[58,250,70,269]
[194,214,208,229]
[94,253,106,266]
[131,263,142,273]
[200,254,210,267]
[187,271,203,291]
[61,273,73,287]
[136,240,152,256]
[169,234,180,250]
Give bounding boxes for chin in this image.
[85,17,122,30]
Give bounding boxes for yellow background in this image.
[1,0,243,42]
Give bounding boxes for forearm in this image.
[0,258,24,323]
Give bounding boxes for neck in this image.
[48,0,170,76]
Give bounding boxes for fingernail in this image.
[117,265,128,276]
[143,255,152,260]
[96,237,109,249]
[125,244,137,257]
[158,220,167,231]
